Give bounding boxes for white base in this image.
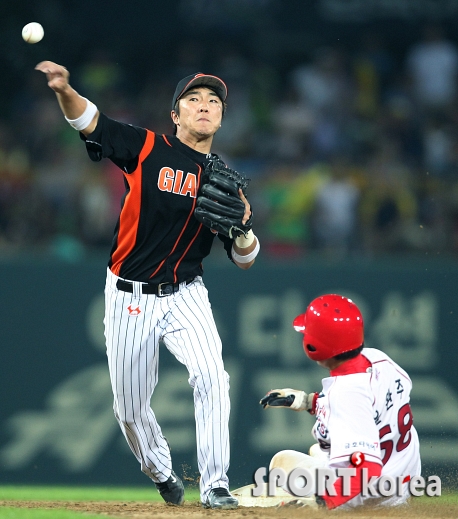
[231,483,293,507]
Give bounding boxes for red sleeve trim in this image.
[322,460,382,509]
[308,392,319,415]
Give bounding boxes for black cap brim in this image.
[172,73,227,109]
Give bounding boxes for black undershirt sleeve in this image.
[80,113,147,173]
[217,233,235,262]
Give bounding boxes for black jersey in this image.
[83,113,233,283]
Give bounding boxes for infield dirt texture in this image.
[1,498,457,519]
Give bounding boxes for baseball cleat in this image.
[203,488,239,509]
[155,470,185,505]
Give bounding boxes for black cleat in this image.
[155,470,184,505]
[203,488,239,509]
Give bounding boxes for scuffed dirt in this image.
[0,499,456,519]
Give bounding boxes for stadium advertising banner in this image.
[0,257,457,488]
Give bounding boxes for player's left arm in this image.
[259,388,319,414]
[231,189,258,270]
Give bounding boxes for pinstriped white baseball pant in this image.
[104,268,231,502]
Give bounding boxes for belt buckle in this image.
[157,282,173,297]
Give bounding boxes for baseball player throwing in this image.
[35,61,260,509]
[250,294,421,509]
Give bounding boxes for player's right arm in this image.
[321,379,383,509]
[35,61,145,170]
[35,60,99,135]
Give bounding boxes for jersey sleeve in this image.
[81,113,147,173]
[327,377,382,467]
[320,377,383,509]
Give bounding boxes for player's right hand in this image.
[260,388,305,410]
[35,61,70,93]
[277,496,323,508]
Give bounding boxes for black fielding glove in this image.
[194,157,252,239]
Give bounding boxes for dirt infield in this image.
[1,499,457,519]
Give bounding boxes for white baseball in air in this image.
[22,22,44,44]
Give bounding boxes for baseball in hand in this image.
[22,22,44,44]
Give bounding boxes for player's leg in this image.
[269,449,327,497]
[104,270,172,482]
[161,277,233,506]
[308,442,329,461]
[232,447,328,507]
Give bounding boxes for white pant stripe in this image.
[104,269,230,500]
[161,283,230,494]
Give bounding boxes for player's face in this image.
[173,87,223,139]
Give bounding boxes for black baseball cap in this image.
[172,73,228,109]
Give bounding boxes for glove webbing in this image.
[206,158,250,192]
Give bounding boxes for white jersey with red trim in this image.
[313,348,421,506]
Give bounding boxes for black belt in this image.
[116,278,195,297]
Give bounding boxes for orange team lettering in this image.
[172,170,184,194]
[180,173,197,198]
[158,167,174,192]
[158,167,197,198]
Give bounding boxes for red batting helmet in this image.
[293,294,364,361]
